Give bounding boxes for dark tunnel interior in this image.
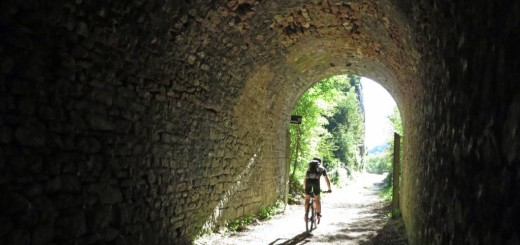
[0,0,519,244]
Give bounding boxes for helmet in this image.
[313,157,321,163]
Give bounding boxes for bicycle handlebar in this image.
[306,190,332,195]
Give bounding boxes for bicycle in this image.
[305,190,331,232]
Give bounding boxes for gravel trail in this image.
[196,173,405,245]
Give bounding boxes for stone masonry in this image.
[0,0,519,244]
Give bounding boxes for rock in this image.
[2,192,31,215]
[8,229,30,245]
[31,225,54,245]
[87,205,113,230]
[0,216,13,237]
[14,120,46,146]
[77,137,102,153]
[86,113,114,131]
[0,125,12,143]
[55,211,87,239]
[99,186,123,204]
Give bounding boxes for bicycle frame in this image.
[305,190,330,232]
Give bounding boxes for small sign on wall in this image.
[290,115,302,124]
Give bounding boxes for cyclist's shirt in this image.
[305,165,327,195]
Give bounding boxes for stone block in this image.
[99,185,123,204]
[86,113,114,131]
[18,96,36,115]
[30,193,51,211]
[1,191,31,215]
[77,137,102,154]
[31,225,55,245]
[8,229,30,245]
[87,205,113,230]
[0,216,13,238]
[14,120,46,147]
[0,125,13,143]
[55,211,88,239]
[101,227,120,242]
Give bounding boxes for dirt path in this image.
[195,173,407,245]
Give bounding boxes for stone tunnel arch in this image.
[230,1,420,237]
[1,0,519,245]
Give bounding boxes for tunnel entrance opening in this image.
[284,72,404,233]
[287,74,366,201]
[286,73,404,207]
[361,77,404,219]
[361,77,402,176]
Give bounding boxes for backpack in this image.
[306,161,321,180]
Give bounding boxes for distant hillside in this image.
[368,143,389,155]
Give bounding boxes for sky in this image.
[360,77,397,150]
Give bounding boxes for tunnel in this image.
[0,0,519,244]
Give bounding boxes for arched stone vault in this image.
[1,0,519,244]
[231,2,420,242]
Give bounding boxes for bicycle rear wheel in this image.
[305,202,313,232]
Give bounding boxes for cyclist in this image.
[304,157,332,221]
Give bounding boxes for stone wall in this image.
[397,0,520,243]
[1,0,518,244]
[0,1,287,244]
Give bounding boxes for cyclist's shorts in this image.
[305,180,321,195]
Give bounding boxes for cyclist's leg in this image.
[315,194,321,215]
[314,184,321,215]
[304,194,310,214]
[304,184,313,220]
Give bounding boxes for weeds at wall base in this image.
[224,199,285,233]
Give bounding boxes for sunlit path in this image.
[196,173,403,245]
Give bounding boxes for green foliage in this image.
[385,208,402,219]
[225,215,254,232]
[380,178,393,203]
[288,174,305,204]
[289,75,364,190]
[257,200,284,220]
[225,200,285,232]
[289,78,341,177]
[325,76,365,171]
[327,164,351,186]
[381,180,402,219]
[365,153,391,174]
[389,106,403,136]
[365,106,402,176]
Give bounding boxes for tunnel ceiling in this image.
[179,0,421,117]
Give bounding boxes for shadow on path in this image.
[269,231,313,245]
[195,173,407,245]
[318,203,407,245]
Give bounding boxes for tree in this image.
[325,75,365,171]
[289,81,338,183]
[289,74,365,191]
[389,106,403,135]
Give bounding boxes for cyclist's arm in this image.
[324,175,332,191]
[304,177,307,190]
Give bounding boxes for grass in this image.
[226,215,254,232]
[377,180,408,244]
[226,200,285,232]
[380,182,393,203]
[379,179,403,219]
